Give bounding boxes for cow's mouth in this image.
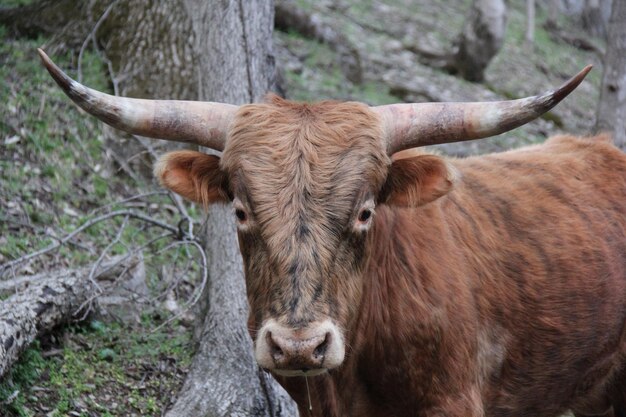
[270,368,329,377]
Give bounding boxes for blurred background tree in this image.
[595,0,625,148]
[451,0,507,82]
[580,0,609,39]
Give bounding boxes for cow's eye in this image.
[358,209,372,223]
[354,200,375,231]
[235,208,247,222]
[233,198,249,227]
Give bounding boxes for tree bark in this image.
[95,1,202,179]
[525,0,535,46]
[581,0,607,38]
[546,0,560,29]
[595,0,626,149]
[451,0,507,82]
[0,256,140,377]
[163,2,296,415]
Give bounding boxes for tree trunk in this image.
[95,1,204,179]
[546,0,560,29]
[451,0,507,82]
[525,0,535,46]
[595,0,626,149]
[163,2,296,415]
[581,0,607,38]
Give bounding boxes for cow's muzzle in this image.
[255,319,345,376]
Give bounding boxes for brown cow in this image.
[39,49,626,417]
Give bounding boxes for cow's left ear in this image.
[380,152,458,207]
[154,150,230,206]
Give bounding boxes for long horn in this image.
[374,66,592,154]
[38,49,236,151]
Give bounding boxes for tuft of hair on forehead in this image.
[220,94,391,217]
[222,93,389,159]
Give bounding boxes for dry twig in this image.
[150,239,208,333]
[0,209,179,276]
[77,0,119,83]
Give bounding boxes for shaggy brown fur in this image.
[156,95,626,417]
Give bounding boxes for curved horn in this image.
[38,49,236,151]
[374,66,592,154]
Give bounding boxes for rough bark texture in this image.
[95,1,200,179]
[595,0,626,149]
[163,2,296,416]
[0,256,139,377]
[451,0,507,82]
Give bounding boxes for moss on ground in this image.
[0,319,192,416]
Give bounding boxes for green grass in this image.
[0,343,46,417]
[0,28,114,262]
[0,320,192,417]
[1,24,203,416]
[0,25,196,273]
[506,6,598,77]
[0,0,34,7]
[493,2,602,89]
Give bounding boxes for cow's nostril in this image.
[313,332,330,359]
[267,331,284,361]
[255,322,345,372]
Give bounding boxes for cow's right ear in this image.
[154,151,229,206]
[380,152,458,207]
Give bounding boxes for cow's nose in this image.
[255,319,345,375]
[266,331,330,369]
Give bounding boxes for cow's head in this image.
[39,49,590,376]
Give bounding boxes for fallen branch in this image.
[544,23,605,57]
[403,42,456,71]
[0,255,140,377]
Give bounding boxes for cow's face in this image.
[155,96,457,376]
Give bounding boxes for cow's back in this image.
[449,134,626,416]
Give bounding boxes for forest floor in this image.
[0,0,603,415]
